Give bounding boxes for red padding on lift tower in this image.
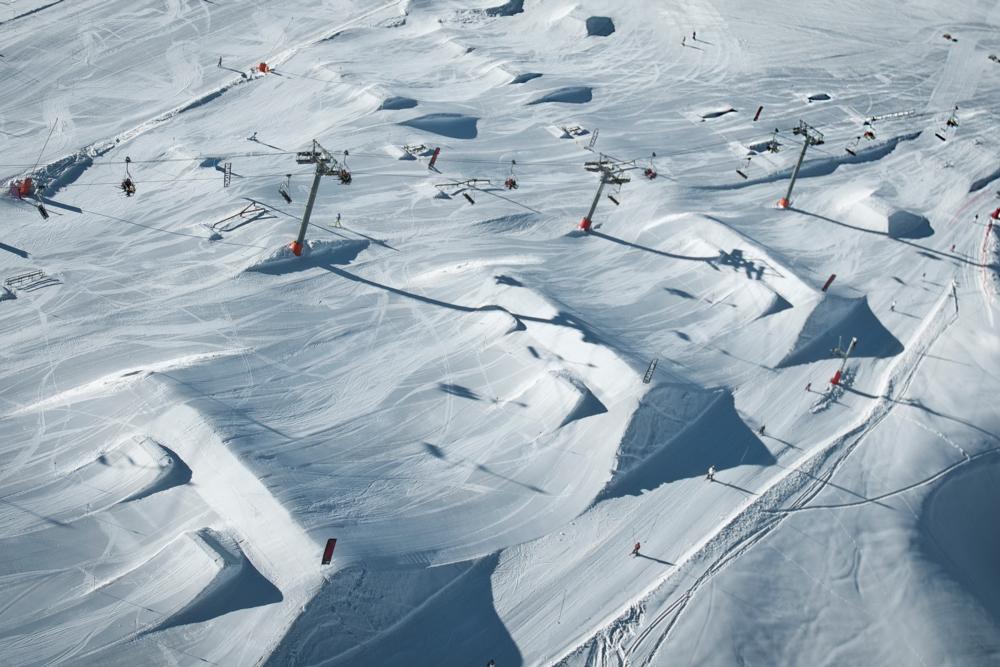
[821,274,836,292]
[991,207,1000,220]
[322,538,337,565]
[777,198,790,209]
[258,62,269,73]
[18,178,32,198]
[578,217,592,231]
[830,370,842,386]
[290,241,303,257]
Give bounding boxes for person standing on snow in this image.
[632,542,641,557]
[758,425,766,436]
[706,466,716,481]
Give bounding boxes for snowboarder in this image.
[890,300,896,312]
[758,425,766,436]
[706,465,715,481]
[632,542,641,557]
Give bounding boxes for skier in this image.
[706,465,715,481]
[805,382,811,392]
[217,56,222,68]
[890,300,896,312]
[758,424,766,436]
[632,542,641,557]
[693,30,697,40]
[335,213,342,228]
[950,244,956,252]
[681,36,686,47]
[249,131,258,141]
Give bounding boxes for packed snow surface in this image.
[1,1,1000,666]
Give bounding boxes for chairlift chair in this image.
[338,151,352,184]
[504,160,518,189]
[736,155,752,179]
[644,152,658,179]
[120,156,136,197]
[278,174,292,203]
[767,131,781,153]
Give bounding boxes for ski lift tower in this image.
[290,140,343,256]
[578,156,631,231]
[777,121,824,209]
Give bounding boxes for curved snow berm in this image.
[243,238,369,274]
[776,293,902,368]
[0,436,183,536]
[596,386,775,502]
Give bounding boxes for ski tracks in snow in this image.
[562,279,961,666]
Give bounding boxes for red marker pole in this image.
[428,147,441,170]
[753,106,763,122]
[821,273,837,292]
[322,538,337,565]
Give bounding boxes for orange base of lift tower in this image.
[578,217,592,231]
[776,198,790,209]
[290,241,303,256]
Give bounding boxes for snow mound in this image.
[527,86,593,105]
[555,371,608,427]
[701,107,738,119]
[510,72,542,84]
[148,528,282,632]
[379,96,418,110]
[0,287,14,302]
[777,294,903,368]
[586,16,616,37]
[843,187,934,238]
[399,113,479,139]
[243,238,369,274]
[598,388,776,501]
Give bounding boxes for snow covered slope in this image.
[1,0,999,665]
